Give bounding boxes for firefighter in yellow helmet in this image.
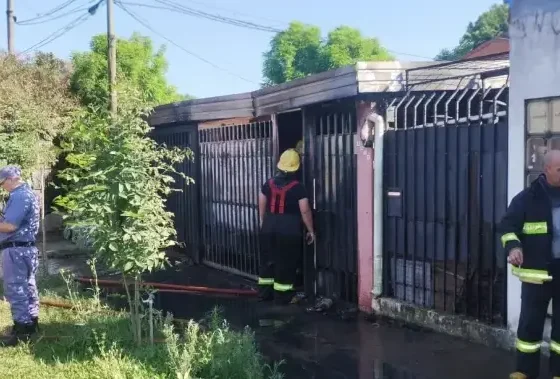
[257,149,315,304]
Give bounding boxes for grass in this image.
[0,271,283,379]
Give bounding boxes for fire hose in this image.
[75,277,258,297]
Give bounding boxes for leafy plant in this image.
[0,52,77,178]
[54,91,193,343]
[71,33,184,108]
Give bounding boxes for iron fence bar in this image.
[319,114,326,296]
[411,95,424,305]
[333,113,341,298]
[232,125,240,272]
[207,130,215,264]
[241,123,250,275]
[327,114,334,295]
[221,127,227,269]
[248,122,256,276]
[224,126,231,270]
[342,111,350,301]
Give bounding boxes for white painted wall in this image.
[508,0,560,332]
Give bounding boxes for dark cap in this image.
[0,165,22,181]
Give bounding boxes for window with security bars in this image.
[526,97,560,186]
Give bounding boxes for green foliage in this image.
[262,22,394,86]
[262,22,324,86]
[70,33,183,107]
[165,309,283,379]
[435,4,509,61]
[54,93,192,277]
[0,52,77,175]
[323,26,393,69]
[0,278,281,379]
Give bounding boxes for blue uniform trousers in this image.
[2,247,39,324]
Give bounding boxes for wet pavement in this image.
[152,287,519,379]
[54,256,520,379]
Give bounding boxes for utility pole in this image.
[107,0,117,112]
[6,0,14,54]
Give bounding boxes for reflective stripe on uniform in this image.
[511,266,552,283]
[516,339,541,353]
[273,282,294,292]
[258,278,274,285]
[551,341,560,355]
[501,232,520,247]
[523,221,548,235]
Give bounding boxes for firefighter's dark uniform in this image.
[499,175,560,379]
[258,149,307,304]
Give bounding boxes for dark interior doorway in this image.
[276,110,305,288]
[277,110,303,155]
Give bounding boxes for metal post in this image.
[41,168,48,275]
[107,0,117,112]
[6,0,14,54]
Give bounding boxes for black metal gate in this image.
[151,124,201,262]
[199,121,274,278]
[382,77,509,325]
[303,103,358,303]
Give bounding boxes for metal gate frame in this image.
[302,101,359,304]
[151,123,202,263]
[198,120,274,279]
[380,56,510,325]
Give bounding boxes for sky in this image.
[1,0,502,99]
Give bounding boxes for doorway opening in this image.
[276,109,305,289]
[277,109,303,155]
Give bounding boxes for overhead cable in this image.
[116,2,258,84]
[20,2,102,54]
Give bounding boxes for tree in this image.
[262,22,324,86]
[71,33,183,107]
[323,26,393,69]
[54,93,192,344]
[262,22,394,86]
[0,53,77,175]
[435,4,509,61]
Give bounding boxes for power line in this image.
[182,0,288,28]
[20,13,90,54]
[116,2,258,85]
[119,0,282,33]
[15,0,81,24]
[154,0,282,32]
[20,3,102,55]
[16,5,92,25]
[119,1,433,60]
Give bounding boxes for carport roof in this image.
[150,54,509,127]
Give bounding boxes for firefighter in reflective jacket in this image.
[257,148,315,304]
[500,150,560,379]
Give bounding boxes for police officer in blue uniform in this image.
[0,166,40,346]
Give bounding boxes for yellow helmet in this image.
[277,149,300,172]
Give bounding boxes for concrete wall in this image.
[356,102,374,312]
[508,0,560,332]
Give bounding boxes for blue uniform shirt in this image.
[0,184,40,243]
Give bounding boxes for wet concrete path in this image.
[153,288,518,379]
[143,264,520,378]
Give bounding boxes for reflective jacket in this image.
[499,175,554,284]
